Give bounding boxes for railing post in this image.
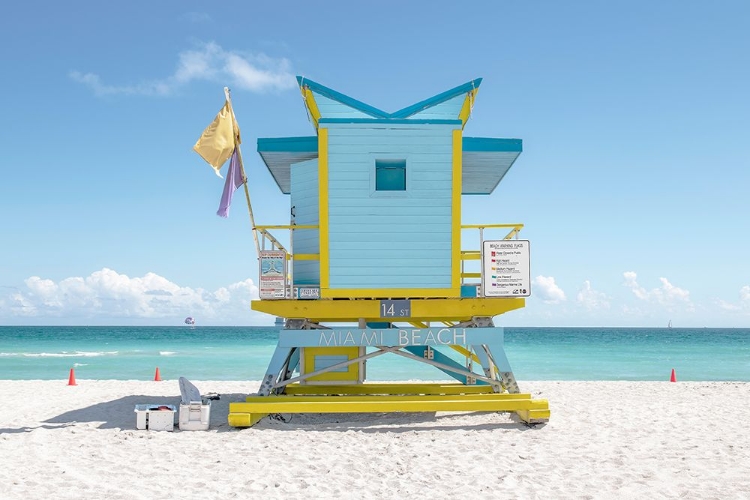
[289,223,294,300]
[461,256,465,286]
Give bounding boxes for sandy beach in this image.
[1,380,749,499]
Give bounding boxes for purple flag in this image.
[216,149,245,217]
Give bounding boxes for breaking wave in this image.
[0,351,119,358]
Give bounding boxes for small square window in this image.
[375,159,406,191]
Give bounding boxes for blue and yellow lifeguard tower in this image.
[227,76,549,427]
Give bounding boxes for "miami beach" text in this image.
[318,328,467,347]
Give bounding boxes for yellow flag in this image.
[193,100,241,177]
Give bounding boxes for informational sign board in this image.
[259,250,287,299]
[294,287,320,300]
[481,240,531,297]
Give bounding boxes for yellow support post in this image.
[227,411,268,428]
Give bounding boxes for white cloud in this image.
[717,285,750,312]
[70,41,296,96]
[0,268,265,325]
[532,275,566,304]
[622,271,692,310]
[576,280,610,311]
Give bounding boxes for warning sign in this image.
[481,240,531,298]
[259,250,287,299]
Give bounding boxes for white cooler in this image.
[134,404,177,431]
[179,400,211,431]
[178,377,212,431]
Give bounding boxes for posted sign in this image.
[481,240,531,297]
[259,250,287,299]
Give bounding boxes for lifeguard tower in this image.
[228,76,549,427]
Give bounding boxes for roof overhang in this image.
[257,136,521,195]
[461,137,522,194]
[257,137,318,194]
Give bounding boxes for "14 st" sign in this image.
[380,300,411,318]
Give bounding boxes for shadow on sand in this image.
[2,394,542,434]
[39,393,248,432]
[255,410,541,433]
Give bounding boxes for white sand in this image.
[1,380,749,499]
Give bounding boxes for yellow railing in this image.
[459,223,523,282]
[255,225,320,259]
[255,224,321,299]
[254,223,522,288]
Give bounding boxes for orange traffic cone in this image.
[67,368,77,386]
[670,368,677,382]
[154,367,161,381]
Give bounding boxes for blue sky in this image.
[1,1,749,327]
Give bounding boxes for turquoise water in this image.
[0,326,748,381]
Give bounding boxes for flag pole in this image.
[224,87,261,260]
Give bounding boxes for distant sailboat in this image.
[668,320,673,329]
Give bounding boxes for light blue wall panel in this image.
[313,93,373,120]
[328,241,452,251]
[290,159,319,285]
[325,123,459,290]
[328,205,451,217]
[406,94,466,120]
[329,275,452,287]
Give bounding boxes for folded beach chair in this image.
[178,377,211,431]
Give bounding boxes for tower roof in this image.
[297,76,482,130]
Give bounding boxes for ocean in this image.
[1,326,748,382]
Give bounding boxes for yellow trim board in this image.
[318,128,330,289]
[301,87,321,129]
[458,88,479,127]
[451,128,462,292]
[251,296,525,322]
